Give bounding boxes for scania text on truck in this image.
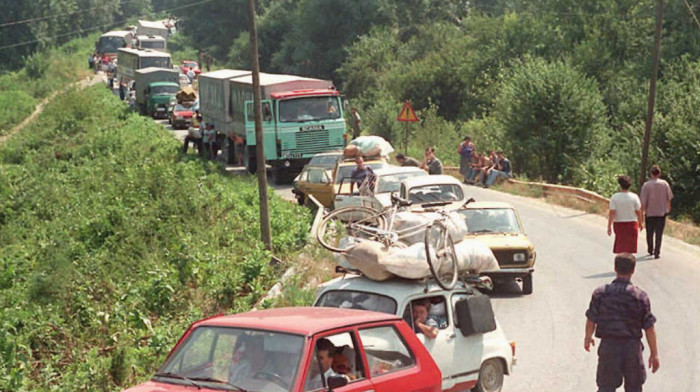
[117,48,171,82]
[198,70,348,183]
[133,67,179,118]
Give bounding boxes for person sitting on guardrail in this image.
[485,151,512,187]
[420,147,443,175]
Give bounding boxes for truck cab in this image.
[145,82,179,118]
[314,276,515,392]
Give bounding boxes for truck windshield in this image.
[316,290,397,314]
[141,57,170,68]
[151,85,179,95]
[157,326,304,392]
[459,208,522,234]
[97,37,126,53]
[279,96,341,123]
[141,41,165,49]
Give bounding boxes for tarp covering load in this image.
[343,136,395,158]
[176,86,197,103]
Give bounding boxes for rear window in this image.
[335,163,387,184]
[408,184,463,203]
[315,290,397,314]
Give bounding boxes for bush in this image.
[0,90,36,135]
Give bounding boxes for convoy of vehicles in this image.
[121,307,443,392]
[315,276,515,392]
[133,68,180,118]
[136,35,167,51]
[198,69,348,182]
[117,48,172,82]
[95,30,133,60]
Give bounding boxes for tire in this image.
[473,359,504,392]
[223,137,236,165]
[316,207,387,253]
[522,273,533,295]
[244,146,257,174]
[424,221,458,290]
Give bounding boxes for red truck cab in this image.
[122,307,442,392]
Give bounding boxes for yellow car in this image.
[458,201,536,294]
[293,158,388,208]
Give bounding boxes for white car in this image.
[333,166,428,211]
[314,275,515,392]
[400,174,470,211]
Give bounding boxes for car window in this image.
[316,290,397,314]
[309,154,342,168]
[375,171,428,193]
[335,163,387,184]
[460,208,522,234]
[357,326,415,377]
[304,332,365,391]
[408,184,463,203]
[308,169,329,184]
[402,296,449,333]
[298,169,309,182]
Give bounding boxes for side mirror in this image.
[454,293,496,336]
[327,375,348,389]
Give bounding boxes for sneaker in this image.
[654,254,660,259]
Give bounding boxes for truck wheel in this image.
[270,167,290,185]
[522,274,533,295]
[473,359,504,392]
[244,146,257,174]
[223,138,236,165]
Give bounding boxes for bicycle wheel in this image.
[424,220,458,290]
[316,207,388,253]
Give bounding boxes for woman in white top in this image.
[607,175,644,254]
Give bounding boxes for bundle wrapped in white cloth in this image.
[348,136,395,158]
[392,211,468,246]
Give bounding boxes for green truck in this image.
[198,69,348,183]
[134,67,179,118]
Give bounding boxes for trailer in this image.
[134,67,179,118]
[117,48,172,82]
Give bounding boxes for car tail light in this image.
[510,341,516,357]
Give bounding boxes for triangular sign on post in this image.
[397,101,419,122]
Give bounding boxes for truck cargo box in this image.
[134,67,179,106]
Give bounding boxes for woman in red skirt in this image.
[607,175,644,253]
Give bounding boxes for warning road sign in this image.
[397,101,419,122]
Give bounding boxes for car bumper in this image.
[480,267,534,280]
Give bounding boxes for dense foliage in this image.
[0,86,310,390]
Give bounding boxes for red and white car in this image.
[180,60,201,76]
[121,307,442,392]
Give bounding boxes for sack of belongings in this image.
[344,240,394,281]
[451,239,500,274]
[392,211,468,246]
[347,136,394,158]
[176,86,197,103]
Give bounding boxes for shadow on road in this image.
[583,271,616,279]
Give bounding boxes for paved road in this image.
[159,118,700,391]
[464,185,700,392]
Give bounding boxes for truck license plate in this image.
[300,125,324,131]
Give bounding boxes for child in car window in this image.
[411,301,439,339]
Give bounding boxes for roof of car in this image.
[194,307,401,335]
[312,150,343,157]
[337,158,387,167]
[465,201,515,209]
[373,166,426,177]
[318,275,474,300]
[402,174,463,188]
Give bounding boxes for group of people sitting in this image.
[458,136,512,187]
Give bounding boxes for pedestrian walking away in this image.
[607,175,643,254]
[396,153,419,167]
[584,253,659,392]
[421,147,443,175]
[640,165,673,259]
[457,136,475,183]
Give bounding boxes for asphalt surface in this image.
[156,114,700,391]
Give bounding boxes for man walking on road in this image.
[640,165,673,259]
[584,253,659,392]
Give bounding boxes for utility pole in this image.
[640,0,664,190]
[247,0,272,250]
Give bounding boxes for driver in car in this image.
[228,336,267,385]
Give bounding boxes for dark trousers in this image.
[597,339,645,392]
[645,216,666,256]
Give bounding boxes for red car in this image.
[121,307,442,392]
[180,60,201,75]
[169,103,194,130]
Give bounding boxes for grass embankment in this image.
[0,34,97,135]
[0,86,311,391]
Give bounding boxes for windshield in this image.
[335,163,387,184]
[460,208,522,234]
[376,171,428,193]
[151,85,179,95]
[142,57,171,68]
[158,326,304,392]
[408,184,463,203]
[279,96,341,123]
[316,290,397,314]
[141,40,165,49]
[184,62,198,68]
[97,37,126,53]
[308,153,342,168]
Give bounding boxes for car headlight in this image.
[513,252,526,262]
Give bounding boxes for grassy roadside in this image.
[492,180,700,247]
[0,34,97,135]
[0,85,311,391]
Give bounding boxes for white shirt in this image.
[609,191,641,222]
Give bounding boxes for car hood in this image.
[121,380,207,391]
[464,233,533,249]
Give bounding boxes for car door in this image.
[301,329,374,392]
[302,168,333,207]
